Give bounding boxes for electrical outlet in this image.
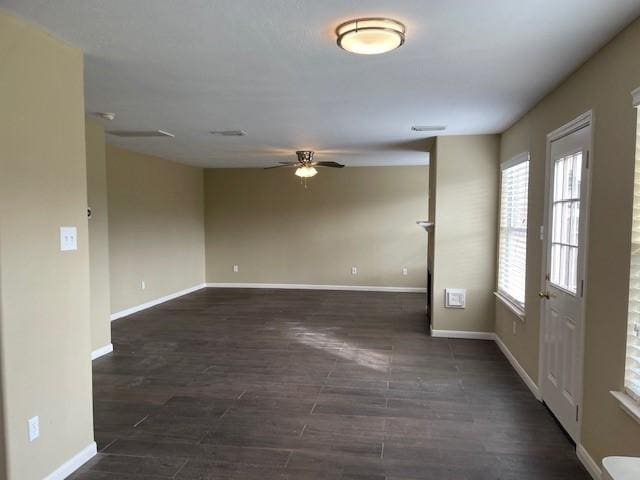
[233,265,239,273]
[513,320,517,335]
[28,416,39,442]
[141,280,146,290]
[351,267,358,275]
[402,268,408,276]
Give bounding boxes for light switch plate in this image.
[445,288,466,309]
[60,226,78,251]
[28,416,39,442]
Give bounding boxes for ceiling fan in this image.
[265,150,344,179]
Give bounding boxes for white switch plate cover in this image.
[233,265,239,273]
[141,280,146,290]
[402,268,408,276]
[28,416,39,442]
[59,226,78,251]
[351,267,358,275]
[445,289,466,309]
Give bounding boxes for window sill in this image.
[611,391,640,425]
[494,291,525,322]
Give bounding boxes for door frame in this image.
[537,110,595,443]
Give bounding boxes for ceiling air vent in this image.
[93,112,115,121]
[107,130,175,138]
[210,130,247,137]
[411,125,447,132]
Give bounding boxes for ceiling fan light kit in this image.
[336,18,406,55]
[295,166,318,178]
[264,150,344,186]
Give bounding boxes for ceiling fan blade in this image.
[264,163,299,170]
[313,161,345,168]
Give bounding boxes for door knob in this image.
[539,291,550,299]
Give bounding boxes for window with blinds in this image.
[497,154,530,310]
[625,105,640,401]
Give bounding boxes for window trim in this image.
[496,152,530,319]
[494,291,526,321]
[632,85,640,107]
[501,151,530,171]
[621,87,640,407]
[611,391,640,425]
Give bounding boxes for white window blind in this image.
[498,154,530,310]
[625,107,640,401]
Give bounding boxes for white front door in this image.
[540,117,591,442]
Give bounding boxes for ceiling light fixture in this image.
[295,166,318,178]
[336,18,406,55]
[264,150,344,188]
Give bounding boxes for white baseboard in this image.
[430,327,495,340]
[109,283,424,322]
[494,334,542,401]
[110,284,206,321]
[205,282,426,293]
[91,343,113,360]
[44,441,97,480]
[577,444,602,480]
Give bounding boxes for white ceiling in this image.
[3,0,640,167]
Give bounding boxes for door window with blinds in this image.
[497,153,530,311]
[550,152,582,294]
[625,95,640,402]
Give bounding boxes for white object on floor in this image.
[602,456,640,480]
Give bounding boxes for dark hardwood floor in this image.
[71,288,590,479]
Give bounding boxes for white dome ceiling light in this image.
[294,166,318,178]
[336,18,406,55]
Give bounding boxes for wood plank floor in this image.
[71,288,590,479]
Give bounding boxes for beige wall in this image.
[0,269,5,479]
[496,17,640,463]
[204,166,428,288]
[86,120,111,351]
[107,146,205,314]
[0,11,94,479]
[430,135,499,333]
[427,140,438,325]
